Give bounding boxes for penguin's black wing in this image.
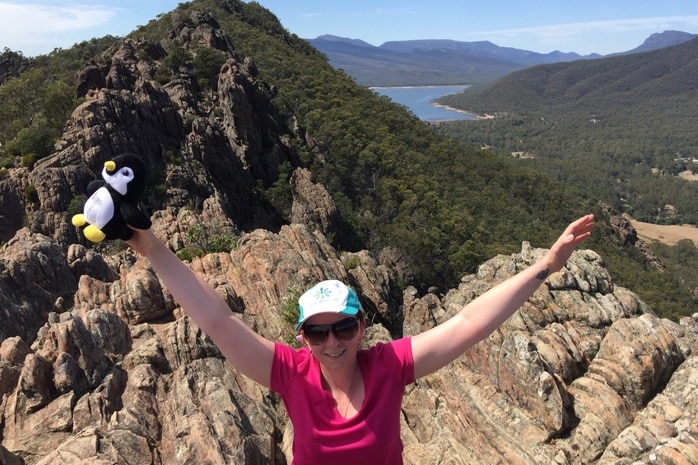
[120,203,152,230]
[86,180,106,196]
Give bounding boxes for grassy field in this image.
[629,219,698,246]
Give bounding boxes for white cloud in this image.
[468,15,698,54]
[0,2,118,33]
[0,2,119,54]
[479,15,698,43]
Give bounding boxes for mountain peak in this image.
[628,30,697,54]
[312,34,375,48]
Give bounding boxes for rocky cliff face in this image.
[1,224,697,465]
[1,11,697,465]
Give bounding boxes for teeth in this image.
[326,349,346,358]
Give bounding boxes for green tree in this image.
[0,68,45,128]
[42,80,77,126]
[15,127,53,159]
[0,67,78,161]
[192,46,227,90]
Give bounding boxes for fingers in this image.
[565,214,595,241]
[549,214,595,269]
[568,213,595,232]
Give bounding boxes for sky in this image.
[2,0,698,58]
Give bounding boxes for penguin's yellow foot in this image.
[84,225,106,243]
[72,214,87,227]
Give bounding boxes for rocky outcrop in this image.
[0,167,30,243]
[602,204,665,271]
[1,219,696,464]
[0,230,79,342]
[290,168,339,236]
[22,17,294,247]
[399,243,697,465]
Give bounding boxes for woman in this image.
[126,214,595,464]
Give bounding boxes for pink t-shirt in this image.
[271,338,415,465]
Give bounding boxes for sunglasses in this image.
[302,317,360,345]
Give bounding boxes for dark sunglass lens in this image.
[303,326,330,345]
[334,319,359,340]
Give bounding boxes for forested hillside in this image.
[435,38,698,318]
[0,0,693,318]
[437,37,698,224]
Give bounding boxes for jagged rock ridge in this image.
[0,7,696,465]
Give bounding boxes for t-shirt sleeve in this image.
[270,342,303,395]
[372,337,415,386]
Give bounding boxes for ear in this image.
[297,332,312,348]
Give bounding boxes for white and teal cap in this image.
[295,280,362,330]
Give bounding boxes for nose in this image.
[325,330,340,347]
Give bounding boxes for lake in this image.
[371,85,475,122]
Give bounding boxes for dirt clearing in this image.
[629,219,698,246]
[626,171,698,245]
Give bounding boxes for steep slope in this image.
[1,0,603,292]
[435,37,698,317]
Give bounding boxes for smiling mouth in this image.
[325,349,347,358]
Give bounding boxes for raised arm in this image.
[411,214,595,379]
[127,228,275,388]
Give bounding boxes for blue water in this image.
[372,85,474,122]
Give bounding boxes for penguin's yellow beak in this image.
[104,160,116,173]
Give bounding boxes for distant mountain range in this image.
[309,30,697,87]
[440,33,698,115]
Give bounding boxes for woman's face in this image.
[302,313,365,367]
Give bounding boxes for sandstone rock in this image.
[66,244,118,283]
[396,243,696,465]
[0,336,31,364]
[290,167,340,234]
[0,168,29,243]
[1,221,697,465]
[598,354,698,464]
[75,62,106,98]
[0,230,79,342]
[600,203,665,272]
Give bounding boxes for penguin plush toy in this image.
[72,152,152,243]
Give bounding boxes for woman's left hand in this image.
[545,214,595,273]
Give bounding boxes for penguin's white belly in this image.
[84,187,115,228]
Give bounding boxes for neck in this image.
[321,360,358,392]
[323,362,360,418]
